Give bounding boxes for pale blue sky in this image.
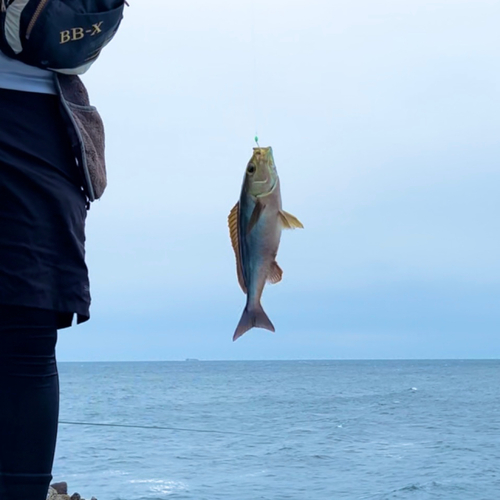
[57,0,500,361]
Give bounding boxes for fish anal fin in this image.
[228,202,247,294]
[279,210,304,229]
[267,261,283,284]
[247,201,264,234]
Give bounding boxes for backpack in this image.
[0,0,126,74]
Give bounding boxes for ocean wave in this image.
[361,480,470,499]
[128,479,188,495]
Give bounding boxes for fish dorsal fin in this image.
[228,202,247,294]
[267,261,283,284]
[247,200,264,234]
[279,210,304,229]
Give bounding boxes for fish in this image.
[228,146,303,341]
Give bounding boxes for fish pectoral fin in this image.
[279,210,304,229]
[267,261,283,284]
[247,200,264,234]
[228,202,247,294]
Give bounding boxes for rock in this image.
[47,487,58,500]
[47,481,95,500]
[51,482,68,495]
[46,493,71,500]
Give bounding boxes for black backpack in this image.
[0,0,126,74]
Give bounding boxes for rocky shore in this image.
[47,482,97,500]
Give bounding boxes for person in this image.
[0,48,92,499]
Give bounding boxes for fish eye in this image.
[247,164,256,174]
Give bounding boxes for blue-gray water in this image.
[53,360,500,500]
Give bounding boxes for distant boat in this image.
[185,358,200,362]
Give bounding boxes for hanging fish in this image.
[228,147,303,341]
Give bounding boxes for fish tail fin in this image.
[233,303,275,341]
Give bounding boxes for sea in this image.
[52,360,500,500]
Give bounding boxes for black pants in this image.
[0,305,59,500]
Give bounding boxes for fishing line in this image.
[250,0,260,146]
[58,420,265,438]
